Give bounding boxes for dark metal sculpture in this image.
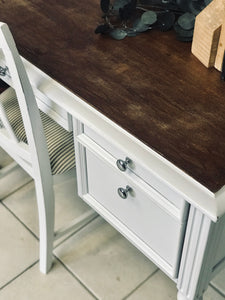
[95,0,212,41]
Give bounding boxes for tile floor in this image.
[0,147,225,300]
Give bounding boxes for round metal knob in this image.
[116,157,131,172]
[117,185,132,199]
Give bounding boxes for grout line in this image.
[0,178,33,201]
[2,200,100,246]
[0,261,39,291]
[1,201,99,299]
[54,256,99,300]
[53,215,100,249]
[122,268,159,300]
[1,201,39,240]
[209,283,225,298]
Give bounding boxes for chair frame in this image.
[0,22,97,273]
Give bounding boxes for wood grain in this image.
[0,0,225,192]
[215,15,225,71]
[192,0,225,68]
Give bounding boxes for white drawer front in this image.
[84,124,186,213]
[85,148,186,272]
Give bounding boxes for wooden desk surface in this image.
[0,0,225,193]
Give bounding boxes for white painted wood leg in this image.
[34,178,55,274]
[177,291,203,300]
[177,291,188,300]
[177,205,225,300]
[177,206,219,300]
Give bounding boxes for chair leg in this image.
[34,178,55,274]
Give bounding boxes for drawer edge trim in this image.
[77,133,185,222]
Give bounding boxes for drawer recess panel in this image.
[83,124,187,215]
[75,122,189,279]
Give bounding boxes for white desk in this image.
[1,1,225,299]
[1,53,225,300]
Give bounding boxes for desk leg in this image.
[177,291,203,300]
[177,206,218,300]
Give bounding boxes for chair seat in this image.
[0,87,75,174]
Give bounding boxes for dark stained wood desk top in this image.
[0,0,225,193]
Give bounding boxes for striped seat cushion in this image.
[0,87,75,175]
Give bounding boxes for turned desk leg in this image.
[177,291,203,300]
[177,206,219,300]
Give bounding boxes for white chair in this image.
[0,22,97,273]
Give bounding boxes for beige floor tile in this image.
[0,148,31,199]
[3,172,91,238]
[54,217,158,300]
[127,270,225,300]
[126,270,177,300]
[3,181,38,234]
[0,203,39,288]
[205,286,225,300]
[0,260,94,300]
[0,147,13,168]
[0,164,31,200]
[210,268,225,296]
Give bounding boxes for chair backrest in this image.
[0,22,52,180]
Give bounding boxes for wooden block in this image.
[215,17,225,71]
[191,0,225,68]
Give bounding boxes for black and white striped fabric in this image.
[0,87,75,175]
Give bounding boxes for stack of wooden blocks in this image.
[191,0,225,71]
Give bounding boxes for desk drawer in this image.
[84,147,186,275]
[83,124,186,213]
[75,125,188,277]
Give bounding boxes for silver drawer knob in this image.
[116,157,131,172]
[117,185,132,199]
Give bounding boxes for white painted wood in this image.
[86,147,186,268]
[0,55,72,131]
[0,23,92,274]
[2,20,225,300]
[77,132,187,222]
[83,124,188,215]
[0,127,32,165]
[2,38,225,220]
[74,119,188,278]
[73,119,88,198]
[177,291,188,300]
[22,59,72,131]
[177,206,222,300]
[83,192,177,278]
[177,291,203,300]
[75,114,225,298]
[0,22,55,274]
[3,56,219,221]
[2,32,225,219]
